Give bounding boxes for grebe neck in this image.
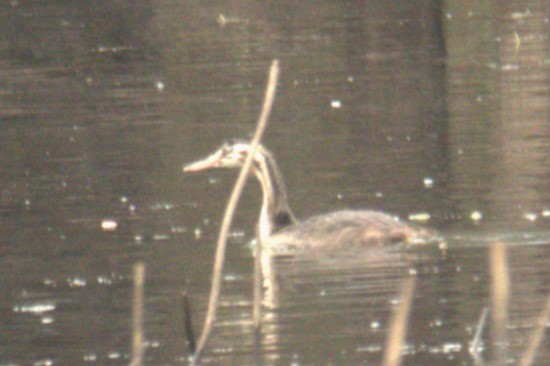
[253,147,296,241]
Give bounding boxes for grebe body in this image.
[184,141,439,254]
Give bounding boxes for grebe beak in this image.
[183,149,224,172]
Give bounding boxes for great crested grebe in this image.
[184,141,440,255]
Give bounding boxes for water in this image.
[1,1,548,365]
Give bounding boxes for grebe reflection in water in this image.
[184,141,443,256]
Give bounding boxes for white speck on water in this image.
[357,345,383,353]
[442,342,462,353]
[83,353,98,362]
[502,63,519,71]
[470,211,483,222]
[409,212,431,222]
[156,80,165,91]
[423,177,434,188]
[208,177,219,185]
[67,277,87,287]
[14,302,56,314]
[330,99,342,108]
[153,234,170,241]
[101,219,118,232]
[148,340,161,348]
[228,230,245,238]
[524,212,537,222]
[336,193,343,200]
[120,196,128,203]
[542,209,550,217]
[223,273,241,282]
[107,352,121,360]
[170,226,187,233]
[33,359,53,366]
[150,202,174,211]
[194,228,202,239]
[457,148,464,155]
[370,321,380,329]
[41,316,54,324]
[375,191,384,198]
[134,234,144,243]
[347,75,354,83]
[409,268,417,275]
[511,9,530,19]
[430,319,443,327]
[446,12,453,19]
[477,94,483,102]
[24,199,31,206]
[97,275,113,285]
[129,204,136,214]
[43,278,56,287]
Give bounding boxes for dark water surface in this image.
[1,1,548,365]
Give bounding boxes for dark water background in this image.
[1,1,548,365]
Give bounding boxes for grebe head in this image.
[184,141,296,239]
[183,140,256,172]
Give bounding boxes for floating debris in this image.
[194,228,202,239]
[156,80,165,92]
[542,209,550,217]
[101,219,118,232]
[370,321,381,329]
